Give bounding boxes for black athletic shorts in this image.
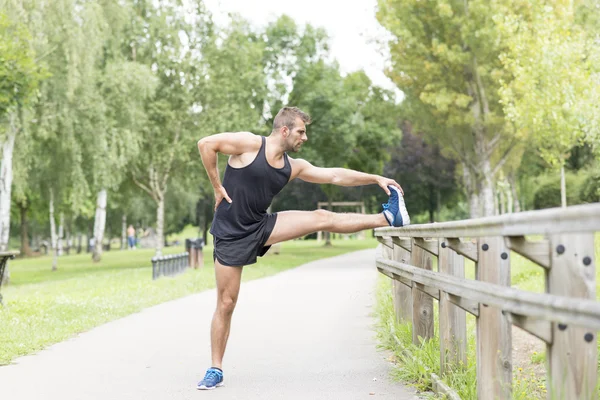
[212,213,278,267]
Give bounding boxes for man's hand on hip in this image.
[214,186,232,211]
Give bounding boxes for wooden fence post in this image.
[547,233,597,399]
[411,240,434,344]
[439,239,467,375]
[393,243,413,324]
[476,237,511,399]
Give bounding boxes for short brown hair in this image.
[272,107,311,131]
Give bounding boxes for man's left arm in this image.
[291,158,403,195]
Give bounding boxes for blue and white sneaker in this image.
[197,367,224,390]
[382,186,410,227]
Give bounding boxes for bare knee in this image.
[217,293,238,316]
[313,209,334,231]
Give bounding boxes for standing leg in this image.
[211,259,243,369]
[265,210,388,246]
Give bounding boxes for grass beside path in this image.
[0,238,377,365]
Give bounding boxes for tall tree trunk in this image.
[0,113,17,284]
[203,203,211,245]
[560,165,567,208]
[77,232,82,254]
[436,189,441,222]
[463,166,480,218]
[57,213,64,256]
[155,195,165,257]
[0,114,17,253]
[508,173,521,213]
[121,214,126,250]
[324,198,332,246]
[479,159,496,217]
[19,201,32,257]
[65,228,71,255]
[49,190,58,271]
[92,189,107,262]
[506,182,513,214]
[494,186,500,215]
[499,186,505,215]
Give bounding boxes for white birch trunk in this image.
[49,190,58,271]
[92,189,107,262]
[0,118,16,253]
[57,213,64,256]
[0,113,17,284]
[560,165,567,208]
[155,196,164,257]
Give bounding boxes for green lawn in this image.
[0,237,377,365]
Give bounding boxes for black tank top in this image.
[210,136,292,239]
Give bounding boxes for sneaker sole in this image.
[197,382,224,390]
[390,186,410,227]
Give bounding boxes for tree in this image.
[497,0,599,207]
[0,9,45,282]
[384,123,458,222]
[129,0,212,256]
[377,0,517,217]
[0,13,43,256]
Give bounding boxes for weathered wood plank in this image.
[414,282,440,300]
[392,237,412,252]
[431,373,462,400]
[504,236,550,269]
[392,245,413,324]
[439,240,467,375]
[375,258,600,329]
[476,237,511,399]
[547,233,597,399]
[448,293,479,317]
[414,238,439,256]
[376,236,393,249]
[507,312,552,343]
[446,238,478,262]
[374,203,600,238]
[411,242,434,344]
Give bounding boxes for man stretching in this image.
[196,106,409,390]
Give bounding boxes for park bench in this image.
[0,251,19,306]
[152,253,189,280]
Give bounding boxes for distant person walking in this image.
[195,106,410,390]
[127,225,136,250]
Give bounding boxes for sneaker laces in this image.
[382,203,390,210]
[204,369,221,382]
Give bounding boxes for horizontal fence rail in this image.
[152,253,189,280]
[374,203,600,400]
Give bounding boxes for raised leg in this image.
[210,259,243,369]
[265,209,387,246]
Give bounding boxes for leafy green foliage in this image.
[384,123,459,222]
[497,0,598,168]
[0,14,42,117]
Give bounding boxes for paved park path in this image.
[0,248,417,400]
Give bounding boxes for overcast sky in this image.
[203,0,398,93]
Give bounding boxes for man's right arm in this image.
[197,132,261,188]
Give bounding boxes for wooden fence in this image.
[374,203,600,399]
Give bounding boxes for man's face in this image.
[284,117,307,153]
